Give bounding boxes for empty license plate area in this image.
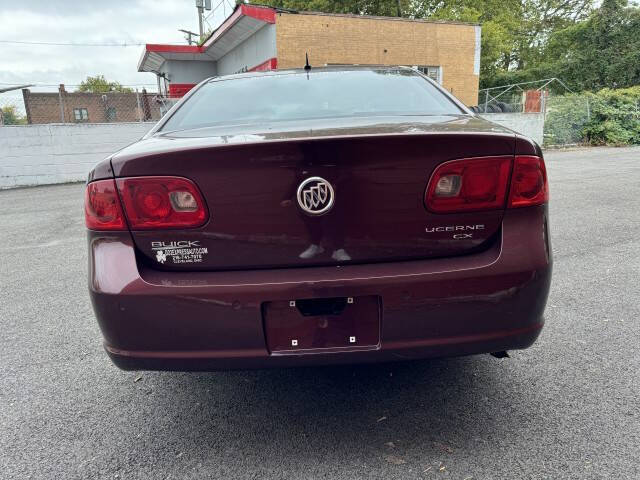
[263,296,381,353]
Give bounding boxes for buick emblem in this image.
[296,176,335,215]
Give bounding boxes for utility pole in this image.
[195,0,212,39]
[396,0,402,17]
[196,0,204,38]
[179,29,199,45]
[196,0,204,37]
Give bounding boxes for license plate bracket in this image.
[262,296,381,353]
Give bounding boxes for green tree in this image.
[247,0,522,80]
[411,0,593,83]
[0,105,27,125]
[240,0,409,16]
[77,75,133,93]
[545,0,640,91]
[411,0,525,80]
[243,0,595,88]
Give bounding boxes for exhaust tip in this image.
[490,351,510,359]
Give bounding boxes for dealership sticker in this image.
[151,241,208,264]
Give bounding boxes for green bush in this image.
[544,86,640,146]
[544,94,592,145]
[583,87,640,145]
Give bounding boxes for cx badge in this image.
[296,176,335,215]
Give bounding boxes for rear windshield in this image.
[160,69,464,132]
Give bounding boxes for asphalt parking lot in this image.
[1,146,639,479]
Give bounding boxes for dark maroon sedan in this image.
[85,66,551,370]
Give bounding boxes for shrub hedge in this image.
[544,86,640,146]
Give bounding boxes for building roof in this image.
[137,4,275,73]
[290,10,479,26]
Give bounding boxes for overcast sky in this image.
[0,0,235,92]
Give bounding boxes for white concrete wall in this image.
[0,114,546,190]
[0,122,153,189]
[480,113,545,145]
[217,24,277,75]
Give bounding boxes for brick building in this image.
[138,5,481,106]
[21,85,166,125]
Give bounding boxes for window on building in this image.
[106,107,117,122]
[415,66,442,84]
[73,108,89,122]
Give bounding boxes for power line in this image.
[0,81,157,87]
[203,0,235,25]
[0,40,184,47]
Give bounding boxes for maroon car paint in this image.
[87,72,551,371]
[109,116,525,271]
[88,200,551,370]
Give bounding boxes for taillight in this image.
[425,156,512,213]
[84,179,126,230]
[116,176,208,229]
[508,155,548,208]
[425,155,549,213]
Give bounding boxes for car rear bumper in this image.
[89,206,552,371]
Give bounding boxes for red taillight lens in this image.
[84,179,126,230]
[425,156,512,213]
[116,176,208,229]
[508,155,549,208]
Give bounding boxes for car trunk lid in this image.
[111,115,516,270]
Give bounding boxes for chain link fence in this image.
[476,79,640,147]
[0,85,178,125]
[545,90,640,146]
[472,90,593,147]
[472,90,526,113]
[4,81,638,147]
[475,78,599,148]
[0,89,27,125]
[543,94,592,147]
